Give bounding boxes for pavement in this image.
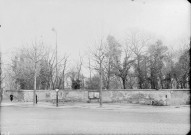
[1,101,190,112]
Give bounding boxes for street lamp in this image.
[55,88,59,107]
[52,28,58,88]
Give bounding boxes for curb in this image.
[1,103,190,111]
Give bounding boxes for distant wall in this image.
[102,89,190,105]
[4,89,190,106]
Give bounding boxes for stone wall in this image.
[169,90,190,105]
[3,89,190,106]
[102,90,170,104]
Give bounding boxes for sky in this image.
[0,0,190,76]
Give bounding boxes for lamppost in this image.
[55,89,59,107]
[51,28,58,88]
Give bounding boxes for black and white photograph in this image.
[0,0,190,134]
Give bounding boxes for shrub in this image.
[151,100,165,106]
[72,79,81,89]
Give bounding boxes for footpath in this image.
[1,101,190,113]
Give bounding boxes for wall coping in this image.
[5,89,190,92]
[107,89,190,91]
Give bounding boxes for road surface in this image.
[0,103,190,135]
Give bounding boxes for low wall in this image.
[3,89,190,106]
[3,90,89,103]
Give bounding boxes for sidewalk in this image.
[1,101,190,113]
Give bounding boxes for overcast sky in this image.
[0,0,190,74]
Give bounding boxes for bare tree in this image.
[76,54,83,80]
[113,47,135,89]
[126,31,151,89]
[57,55,69,89]
[8,42,69,92]
[90,39,105,107]
[66,54,84,90]
[104,35,122,89]
[41,48,70,90]
[44,47,57,90]
[88,57,93,86]
[147,40,168,89]
[24,41,47,106]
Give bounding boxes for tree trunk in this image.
[63,79,65,89]
[106,80,110,90]
[99,62,102,107]
[60,69,66,89]
[58,77,62,89]
[150,74,155,89]
[33,62,37,106]
[183,74,187,89]
[106,60,111,90]
[137,56,143,89]
[138,73,142,89]
[88,58,92,89]
[122,78,126,89]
